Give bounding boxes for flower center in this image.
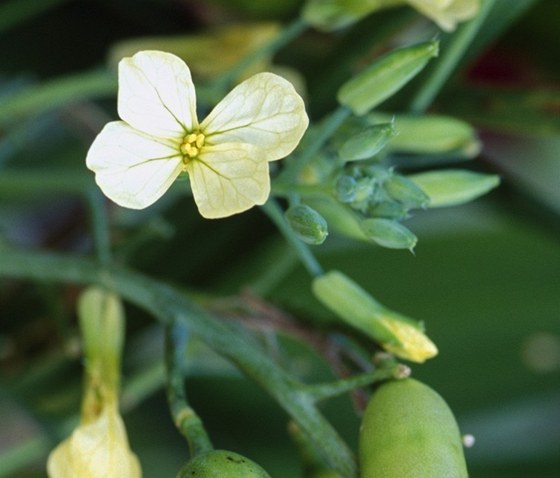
[180,132,205,161]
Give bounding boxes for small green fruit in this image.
[177,450,271,478]
[360,379,468,478]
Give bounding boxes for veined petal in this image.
[185,143,270,219]
[201,72,308,162]
[86,121,183,209]
[118,50,198,138]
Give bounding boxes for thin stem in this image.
[85,189,111,266]
[0,247,356,477]
[0,69,116,126]
[304,365,404,403]
[409,0,496,113]
[279,105,352,185]
[165,320,214,457]
[261,199,324,278]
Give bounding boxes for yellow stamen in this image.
[180,132,205,160]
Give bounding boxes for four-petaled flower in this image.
[86,50,309,219]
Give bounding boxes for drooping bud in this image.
[285,204,329,245]
[360,218,417,251]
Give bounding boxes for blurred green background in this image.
[1,0,559,477]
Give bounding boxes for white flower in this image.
[86,50,309,219]
[47,402,141,478]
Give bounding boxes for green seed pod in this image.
[360,218,417,251]
[177,450,271,478]
[339,123,396,161]
[285,204,329,245]
[360,379,468,478]
[338,41,438,116]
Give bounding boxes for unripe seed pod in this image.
[360,379,468,478]
[285,204,329,245]
[177,450,271,478]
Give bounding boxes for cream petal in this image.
[118,50,198,138]
[185,143,270,219]
[86,121,183,209]
[47,405,141,478]
[201,72,308,161]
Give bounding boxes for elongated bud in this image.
[409,170,500,207]
[384,174,430,209]
[312,271,437,362]
[361,218,417,251]
[339,122,396,161]
[338,41,438,116]
[285,204,329,245]
[372,113,480,157]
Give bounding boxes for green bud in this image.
[339,122,396,161]
[360,379,468,478]
[285,204,329,245]
[312,271,399,345]
[338,41,438,116]
[335,175,358,203]
[177,450,271,478]
[361,218,417,250]
[408,170,500,207]
[371,113,480,157]
[305,196,367,241]
[384,174,430,209]
[312,271,437,362]
[368,200,409,220]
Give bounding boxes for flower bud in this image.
[360,218,417,251]
[338,41,438,116]
[312,271,438,362]
[335,175,358,203]
[176,450,270,478]
[371,113,480,157]
[368,200,409,220]
[339,122,396,161]
[285,204,329,245]
[384,174,430,209]
[408,170,500,207]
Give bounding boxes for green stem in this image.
[165,320,214,457]
[0,69,116,126]
[304,366,400,403]
[279,105,352,185]
[85,190,111,266]
[0,247,356,477]
[409,0,496,113]
[261,199,324,277]
[212,18,308,92]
